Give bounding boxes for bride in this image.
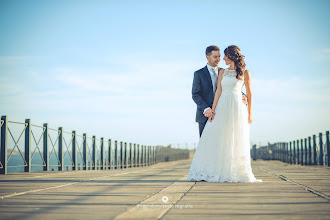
[187,45,262,183]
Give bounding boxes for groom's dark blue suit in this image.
[192,66,222,137]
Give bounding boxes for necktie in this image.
[211,68,218,93]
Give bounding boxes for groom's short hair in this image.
[206,45,220,56]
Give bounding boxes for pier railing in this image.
[251,130,330,166]
[0,116,189,174]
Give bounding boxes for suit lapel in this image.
[202,66,212,87]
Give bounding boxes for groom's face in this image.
[206,50,221,67]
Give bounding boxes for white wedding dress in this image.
[187,69,262,183]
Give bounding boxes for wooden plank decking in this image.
[0,158,329,220]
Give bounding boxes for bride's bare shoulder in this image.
[244,69,251,79]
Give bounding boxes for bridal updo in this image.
[224,45,246,80]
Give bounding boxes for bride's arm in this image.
[244,69,253,124]
[211,69,224,112]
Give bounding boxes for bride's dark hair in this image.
[224,45,246,80]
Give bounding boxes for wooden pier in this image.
[0,158,329,219]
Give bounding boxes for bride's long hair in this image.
[224,45,246,80]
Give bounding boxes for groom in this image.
[192,46,221,137]
[192,45,246,137]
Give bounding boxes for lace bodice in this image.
[221,69,244,95]
[223,69,237,77]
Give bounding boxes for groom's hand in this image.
[204,109,215,118]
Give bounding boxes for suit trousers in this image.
[198,120,208,137]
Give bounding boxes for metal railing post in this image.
[83,133,87,170]
[283,143,286,163]
[137,144,140,167]
[293,140,296,164]
[296,139,300,164]
[326,131,330,166]
[120,141,123,169]
[141,145,144,167]
[300,139,304,165]
[285,143,289,163]
[154,146,156,164]
[148,146,150,166]
[289,142,292,164]
[152,146,155,164]
[281,143,284,162]
[100,137,104,170]
[150,146,152,165]
[72,131,77,170]
[155,146,157,164]
[146,146,149,166]
[283,142,285,162]
[280,143,282,161]
[129,143,132,168]
[43,123,49,171]
[1,116,8,174]
[304,138,307,166]
[283,143,285,163]
[308,136,311,165]
[58,127,63,171]
[152,146,154,164]
[133,143,136,167]
[92,136,96,170]
[114,140,118,169]
[124,142,127,168]
[313,135,317,165]
[144,145,147,166]
[151,146,154,165]
[319,133,323,165]
[108,139,112,170]
[24,118,31,173]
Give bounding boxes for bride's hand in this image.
[248,115,253,124]
[209,113,215,122]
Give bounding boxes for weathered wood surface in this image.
[0,159,329,220]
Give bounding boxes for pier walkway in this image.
[0,159,330,220]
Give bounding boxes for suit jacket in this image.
[192,66,222,123]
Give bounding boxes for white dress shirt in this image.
[203,64,218,114]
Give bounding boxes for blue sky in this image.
[0,0,329,148]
